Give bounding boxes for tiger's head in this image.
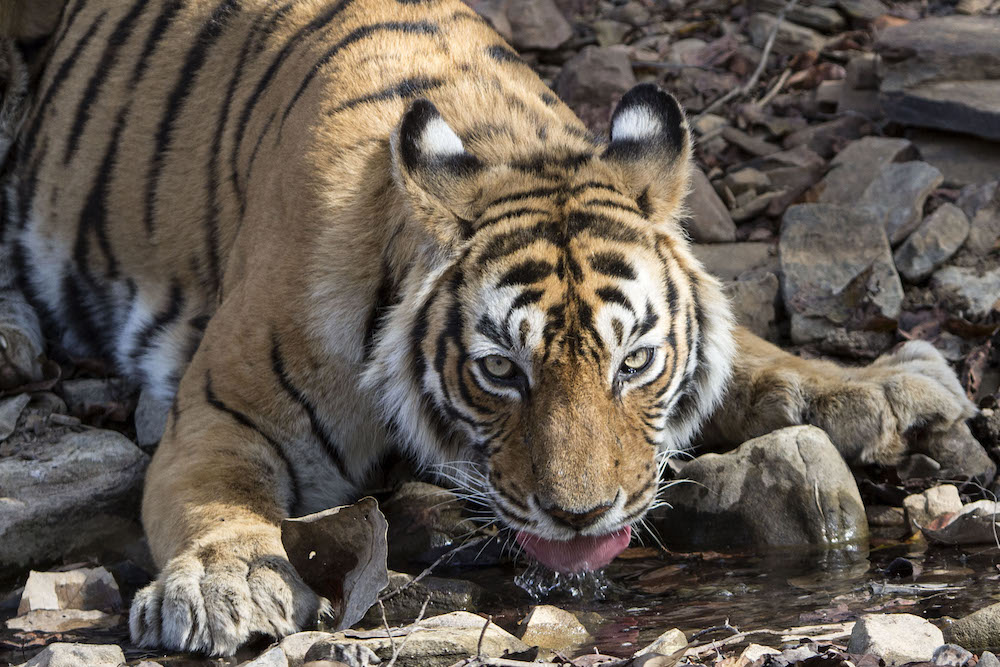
[369,84,735,573]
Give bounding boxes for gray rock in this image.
[783,115,871,159]
[979,653,1000,667]
[592,19,630,47]
[650,426,869,549]
[893,203,970,282]
[517,605,590,650]
[17,567,122,614]
[933,644,974,667]
[931,266,1000,319]
[668,38,708,65]
[466,0,512,41]
[721,126,780,157]
[897,453,942,481]
[304,642,381,667]
[0,428,148,568]
[881,80,1000,142]
[910,130,1000,188]
[947,602,1000,650]
[912,422,996,487]
[724,271,780,340]
[505,0,572,51]
[0,283,45,390]
[692,242,779,282]
[723,168,771,195]
[635,628,687,657]
[903,484,963,531]
[279,632,338,667]
[956,180,1000,255]
[14,643,126,667]
[0,393,29,442]
[837,0,888,21]
[859,162,943,245]
[818,137,916,206]
[363,571,483,626]
[60,377,137,416]
[554,46,636,134]
[608,1,651,26]
[877,16,1000,91]
[751,0,845,32]
[748,13,827,55]
[240,647,290,667]
[683,169,737,243]
[847,614,943,665]
[780,204,903,344]
[134,387,171,447]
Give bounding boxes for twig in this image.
[379,600,397,661]
[695,0,802,120]
[378,535,489,603]
[477,615,492,657]
[386,595,431,667]
[754,66,791,107]
[450,658,628,667]
[689,620,740,642]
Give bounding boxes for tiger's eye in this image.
[481,355,516,380]
[621,348,652,374]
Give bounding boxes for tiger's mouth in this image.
[514,526,632,573]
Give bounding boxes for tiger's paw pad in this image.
[129,545,323,655]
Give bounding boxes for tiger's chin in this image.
[514,526,632,574]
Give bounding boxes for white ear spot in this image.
[420,116,465,157]
[611,105,661,142]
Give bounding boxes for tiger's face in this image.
[382,85,735,572]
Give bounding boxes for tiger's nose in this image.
[544,502,613,530]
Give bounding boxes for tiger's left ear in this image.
[391,99,484,246]
[603,84,693,226]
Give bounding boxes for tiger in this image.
[0,0,975,656]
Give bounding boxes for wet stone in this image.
[911,422,996,486]
[517,605,590,650]
[381,482,476,566]
[893,203,970,283]
[818,137,916,206]
[903,484,963,531]
[848,614,944,665]
[859,161,943,245]
[635,628,687,656]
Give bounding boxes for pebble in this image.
[933,644,974,667]
[518,605,591,650]
[893,203,970,282]
[847,613,944,665]
[947,601,1000,650]
[635,627,687,656]
[979,652,1000,667]
[931,266,1000,320]
[903,484,963,531]
[859,161,944,245]
[505,0,573,51]
[818,137,916,206]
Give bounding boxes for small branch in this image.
[378,535,489,603]
[386,595,431,667]
[754,66,791,107]
[477,615,492,657]
[695,0,802,120]
[379,600,397,661]
[689,620,740,642]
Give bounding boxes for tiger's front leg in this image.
[129,359,325,655]
[702,327,976,465]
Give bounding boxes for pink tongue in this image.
[515,526,632,573]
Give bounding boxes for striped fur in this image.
[0,0,976,656]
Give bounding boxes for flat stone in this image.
[867,505,906,528]
[364,571,483,626]
[722,126,781,157]
[859,161,943,245]
[592,19,630,47]
[893,203,970,282]
[668,38,708,65]
[903,484,963,531]
[692,242,779,282]
[682,168,737,243]
[723,168,771,195]
[956,180,1000,255]
[848,614,943,665]
[17,567,122,614]
[240,647,289,667]
[881,80,1000,142]
[748,13,827,55]
[910,130,1000,188]
[303,643,380,667]
[506,0,573,51]
[279,631,337,667]
[0,428,148,568]
[650,426,869,549]
[14,643,126,667]
[6,609,120,633]
[518,605,590,650]
[947,602,1000,650]
[780,204,903,344]
[751,0,845,31]
[783,115,872,159]
[0,393,29,442]
[837,0,888,21]
[931,266,1000,319]
[817,137,916,205]
[635,628,687,656]
[554,46,636,134]
[725,271,780,339]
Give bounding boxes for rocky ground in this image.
[2,0,1000,665]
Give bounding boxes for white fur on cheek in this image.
[420,117,465,157]
[611,106,661,142]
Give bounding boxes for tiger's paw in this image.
[809,340,976,465]
[129,540,325,656]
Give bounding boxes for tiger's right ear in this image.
[391,99,484,245]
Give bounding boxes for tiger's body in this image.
[0,0,975,656]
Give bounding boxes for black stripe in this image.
[497,259,554,288]
[476,206,550,232]
[130,279,185,364]
[476,315,511,348]
[128,0,185,87]
[205,370,301,513]
[242,110,277,193]
[329,76,446,114]
[75,108,128,278]
[280,21,439,128]
[589,251,636,280]
[510,152,593,176]
[638,301,658,336]
[63,0,149,164]
[231,0,356,210]
[581,198,643,217]
[144,0,242,237]
[477,221,558,265]
[363,261,398,361]
[567,211,647,244]
[270,334,351,480]
[485,44,522,64]
[510,288,544,311]
[60,268,106,357]
[595,286,634,313]
[47,0,90,59]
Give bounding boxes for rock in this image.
[724,271,780,340]
[307,611,529,667]
[956,180,1000,255]
[731,191,786,223]
[0,428,148,568]
[877,17,1000,91]
[650,426,869,549]
[910,131,1000,188]
[635,628,687,656]
[742,645,782,662]
[303,643,381,667]
[933,644,974,667]
[980,653,1000,667]
[912,422,996,486]
[364,572,483,626]
[6,609,121,633]
[281,498,389,632]
[134,387,170,447]
[948,602,1000,650]
[60,377,136,416]
[692,242,779,282]
[683,169,737,243]
[554,46,636,133]
[723,168,771,195]
[17,567,122,614]
[380,482,476,566]
[859,162,943,245]
[280,631,338,667]
[517,605,590,650]
[240,647,290,667]
[693,113,728,136]
[14,643,126,667]
[848,614,943,665]
[923,499,1000,545]
[751,0,845,32]
[0,284,45,390]
[783,115,872,159]
[467,0,512,41]
[893,204,970,282]
[867,505,907,538]
[721,126,781,157]
[668,38,708,65]
[0,393,29,441]
[881,81,1000,142]
[608,1,651,26]
[903,484,963,531]
[592,19,630,47]
[505,0,572,51]
[748,13,826,55]
[136,662,165,667]
[837,0,888,22]
[931,266,1000,319]
[818,137,917,205]
[780,204,903,344]
[897,453,942,481]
